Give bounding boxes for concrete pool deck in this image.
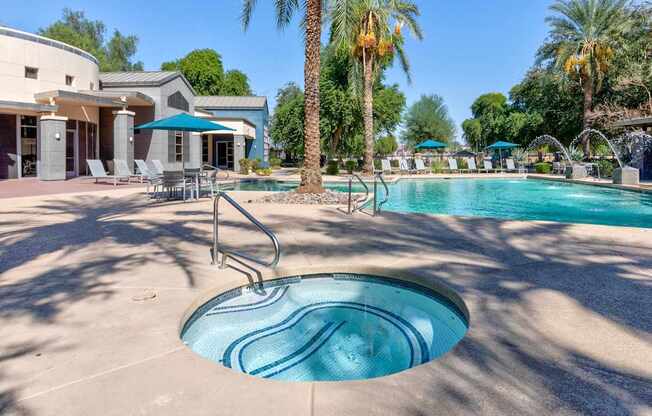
[1,188,651,415]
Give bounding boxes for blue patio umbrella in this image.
[136,113,234,170]
[415,139,447,150]
[487,141,518,168]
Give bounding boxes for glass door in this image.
[66,119,76,176]
[216,142,228,169]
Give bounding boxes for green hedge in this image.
[596,159,615,178]
[326,160,339,175]
[269,157,282,168]
[534,162,552,174]
[345,160,357,174]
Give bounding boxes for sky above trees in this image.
[3,0,553,140]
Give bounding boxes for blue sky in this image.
[4,0,553,140]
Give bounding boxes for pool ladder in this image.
[347,173,389,216]
[211,191,281,269]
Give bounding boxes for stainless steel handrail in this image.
[374,173,390,215]
[212,192,281,269]
[202,163,230,180]
[347,174,371,214]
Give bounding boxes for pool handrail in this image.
[212,191,281,269]
[347,174,371,214]
[374,173,390,214]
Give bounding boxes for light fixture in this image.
[129,136,133,142]
[55,133,60,140]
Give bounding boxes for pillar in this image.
[38,115,67,181]
[112,110,135,171]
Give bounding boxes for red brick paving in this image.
[0,177,146,199]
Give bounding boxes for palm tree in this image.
[543,0,631,155]
[329,0,422,174]
[242,0,324,193]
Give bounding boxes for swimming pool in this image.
[227,178,652,228]
[181,274,468,382]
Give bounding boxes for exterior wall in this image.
[102,76,196,170]
[38,116,67,180]
[0,27,100,104]
[203,107,269,167]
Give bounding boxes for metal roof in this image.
[195,96,267,109]
[99,71,196,95]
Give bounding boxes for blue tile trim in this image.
[249,321,342,376]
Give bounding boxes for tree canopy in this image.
[161,49,252,96]
[402,94,456,148]
[39,8,143,72]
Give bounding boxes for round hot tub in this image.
[181,273,469,382]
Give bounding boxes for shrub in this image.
[345,160,357,174]
[390,159,399,168]
[534,162,552,174]
[269,157,282,168]
[251,158,262,171]
[457,158,468,170]
[239,158,252,174]
[326,160,339,175]
[255,167,273,176]
[431,160,445,173]
[595,159,615,178]
[373,160,382,171]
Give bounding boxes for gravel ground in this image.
[255,190,351,205]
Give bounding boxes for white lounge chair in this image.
[399,158,414,174]
[447,158,460,174]
[414,159,428,174]
[506,158,525,173]
[482,160,499,173]
[380,159,395,174]
[467,158,479,173]
[86,159,130,186]
[114,159,140,183]
[135,159,162,195]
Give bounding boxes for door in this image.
[66,119,77,176]
[216,142,228,169]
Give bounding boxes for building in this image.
[0,26,269,180]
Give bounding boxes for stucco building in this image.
[0,26,269,180]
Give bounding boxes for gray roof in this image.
[613,116,652,128]
[195,96,267,109]
[99,71,196,94]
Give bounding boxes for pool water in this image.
[181,274,468,382]
[227,179,652,228]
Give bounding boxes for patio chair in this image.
[380,159,393,174]
[158,171,194,202]
[506,158,526,174]
[446,158,460,174]
[467,158,479,173]
[86,159,130,186]
[414,159,428,174]
[113,160,141,183]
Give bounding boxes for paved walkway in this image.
[0,188,650,415]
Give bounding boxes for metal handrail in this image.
[374,173,390,214]
[212,192,281,269]
[202,164,230,180]
[347,174,371,214]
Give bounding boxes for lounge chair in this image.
[482,160,499,173]
[114,159,141,183]
[380,159,395,174]
[399,158,414,174]
[447,158,460,174]
[86,159,130,186]
[506,158,525,173]
[467,158,479,173]
[148,159,165,176]
[135,159,162,195]
[414,159,428,174]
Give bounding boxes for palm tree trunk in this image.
[581,78,594,157]
[297,0,324,194]
[362,48,375,175]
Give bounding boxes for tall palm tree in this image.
[329,0,422,174]
[543,0,631,155]
[242,0,324,193]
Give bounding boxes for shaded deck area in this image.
[0,188,650,415]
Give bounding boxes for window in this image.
[202,137,209,163]
[175,132,183,162]
[25,66,38,79]
[168,91,189,112]
[65,75,74,86]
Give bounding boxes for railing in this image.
[347,174,371,214]
[347,173,389,216]
[202,163,230,181]
[373,173,390,215]
[211,192,281,269]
